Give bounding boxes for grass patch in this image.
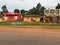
[0,20,22,26]
[22,22,60,26]
[0,21,60,26]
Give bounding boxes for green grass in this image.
[22,22,60,26]
[0,20,60,26]
[0,20,22,25]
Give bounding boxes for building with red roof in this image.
[2,12,22,21]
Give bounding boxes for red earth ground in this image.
[0,26,60,33]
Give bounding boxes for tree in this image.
[32,7,36,14]
[14,9,20,13]
[25,11,28,15]
[40,6,45,22]
[40,6,45,16]
[20,9,25,15]
[55,3,60,9]
[28,2,45,15]
[2,5,8,12]
[28,7,36,15]
[36,3,41,10]
[36,3,42,15]
[28,3,42,15]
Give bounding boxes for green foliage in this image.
[28,7,36,15]
[1,2,45,16]
[14,9,20,13]
[20,9,25,15]
[2,5,8,12]
[28,2,45,15]
[36,3,41,10]
[55,3,60,9]
[40,6,45,15]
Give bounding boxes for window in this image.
[50,9,54,14]
[45,10,49,14]
[56,10,59,14]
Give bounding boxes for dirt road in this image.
[0,26,60,45]
[0,32,60,45]
[0,26,60,33]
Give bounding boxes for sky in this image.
[0,0,60,12]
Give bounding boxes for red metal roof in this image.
[3,12,21,16]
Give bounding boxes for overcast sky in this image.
[0,0,60,12]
